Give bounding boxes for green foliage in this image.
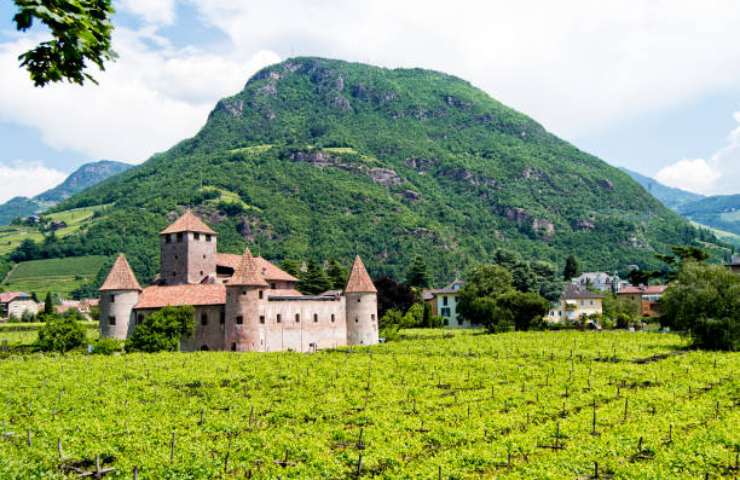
[491,249,562,301]
[563,255,579,281]
[405,255,430,288]
[660,262,740,351]
[375,276,416,318]
[402,303,425,328]
[325,258,348,290]
[12,0,116,86]
[43,292,53,315]
[297,259,332,294]
[280,259,302,278]
[36,315,86,353]
[2,255,107,298]
[91,336,123,355]
[678,192,740,236]
[495,291,549,331]
[126,306,195,353]
[602,294,640,328]
[30,57,709,284]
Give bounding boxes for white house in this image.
[423,279,468,327]
[571,272,626,293]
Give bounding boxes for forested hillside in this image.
[41,57,707,283]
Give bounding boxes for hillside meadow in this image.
[0,329,737,479]
[1,255,107,298]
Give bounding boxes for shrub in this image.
[125,306,195,353]
[91,337,123,355]
[36,316,86,353]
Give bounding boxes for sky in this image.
[1,0,740,203]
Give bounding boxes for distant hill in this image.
[621,168,705,210]
[38,57,716,282]
[0,160,131,225]
[678,194,740,237]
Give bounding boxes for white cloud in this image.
[118,0,176,26]
[656,114,740,195]
[655,159,720,195]
[0,161,67,203]
[0,32,280,164]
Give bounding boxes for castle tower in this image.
[99,254,142,340]
[344,256,379,346]
[159,209,217,285]
[225,248,268,352]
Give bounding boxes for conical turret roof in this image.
[344,255,377,293]
[229,248,269,287]
[100,254,142,291]
[160,209,216,235]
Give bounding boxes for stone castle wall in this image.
[160,232,216,285]
[99,290,138,340]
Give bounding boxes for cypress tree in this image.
[563,256,579,281]
[43,292,54,315]
[326,259,348,290]
[405,255,430,288]
[298,260,332,295]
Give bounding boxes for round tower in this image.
[225,248,268,352]
[99,254,142,340]
[344,255,379,346]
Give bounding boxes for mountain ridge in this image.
[44,57,715,282]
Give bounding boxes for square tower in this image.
[160,210,218,285]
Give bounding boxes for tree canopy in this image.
[126,306,195,353]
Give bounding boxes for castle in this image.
[98,210,379,352]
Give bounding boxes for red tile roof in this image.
[229,248,269,287]
[619,285,667,295]
[135,284,226,309]
[0,292,30,303]
[100,255,142,291]
[345,256,377,293]
[216,253,298,282]
[160,209,216,235]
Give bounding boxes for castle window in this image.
[194,232,200,240]
[219,311,225,325]
[236,315,243,325]
[206,235,212,242]
[313,313,318,323]
[174,255,178,260]
[242,290,247,296]
[355,317,359,323]
[201,313,208,326]
[270,283,276,289]
[110,294,115,303]
[276,314,281,323]
[259,290,264,299]
[231,343,236,351]
[177,232,183,242]
[331,314,335,323]
[295,313,300,323]
[259,315,265,324]
[371,314,375,322]
[357,298,361,302]
[165,234,171,243]
[202,254,206,259]
[200,271,204,276]
[108,316,116,326]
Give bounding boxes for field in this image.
[0,322,99,350]
[0,330,737,479]
[1,255,108,298]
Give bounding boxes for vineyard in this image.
[0,330,737,479]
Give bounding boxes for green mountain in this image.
[678,194,740,237]
[0,160,131,225]
[46,57,710,283]
[621,168,704,210]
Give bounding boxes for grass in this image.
[0,226,43,256]
[0,330,736,478]
[0,321,98,348]
[1,255,108,298]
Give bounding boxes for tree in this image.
[281,259,303,278]
[374,276,416,318]
[402,303,425,328]
[126,306,195,353]
[10,238,40,262]
[36,315,86,353]
[43,292,54,315]
[12,0,116,86]
[326,259,348,290]
[495,291,549,331]
[660,262,739,350]
[405,256,430,288]
[601,293,640,328]
[457,264,513,322]
[297,260,332,294]
[563,255,579,281]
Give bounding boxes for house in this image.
[727,256,740,274]
[0,292,39,320]
[617,285,667,318]
[55,298,98,319]
[422,279,468,327]
[571,272,626,293]
[546,284,604,323]
[98,210,379,352]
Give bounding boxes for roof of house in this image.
[135,284,226,309]
[619,285,668,295]
[229,248,269,287]
[345,256,377,293]
[0,292,30,303]
[561,283,604,300]
[160,209,217,235]
[100,255,142,291]
[422,279,465,300]
[216,253,298,282]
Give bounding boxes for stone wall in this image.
[345,293,379,346]
[263,298,347,352]
[99,290,139,340]
[160,231,217,285]
[182,305,226,351]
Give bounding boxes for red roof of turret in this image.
[344,255,377,293]
[229,248,269,287]
[160,209,216,235]
[100,255,142,291]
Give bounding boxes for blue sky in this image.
[1,0,740,202]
